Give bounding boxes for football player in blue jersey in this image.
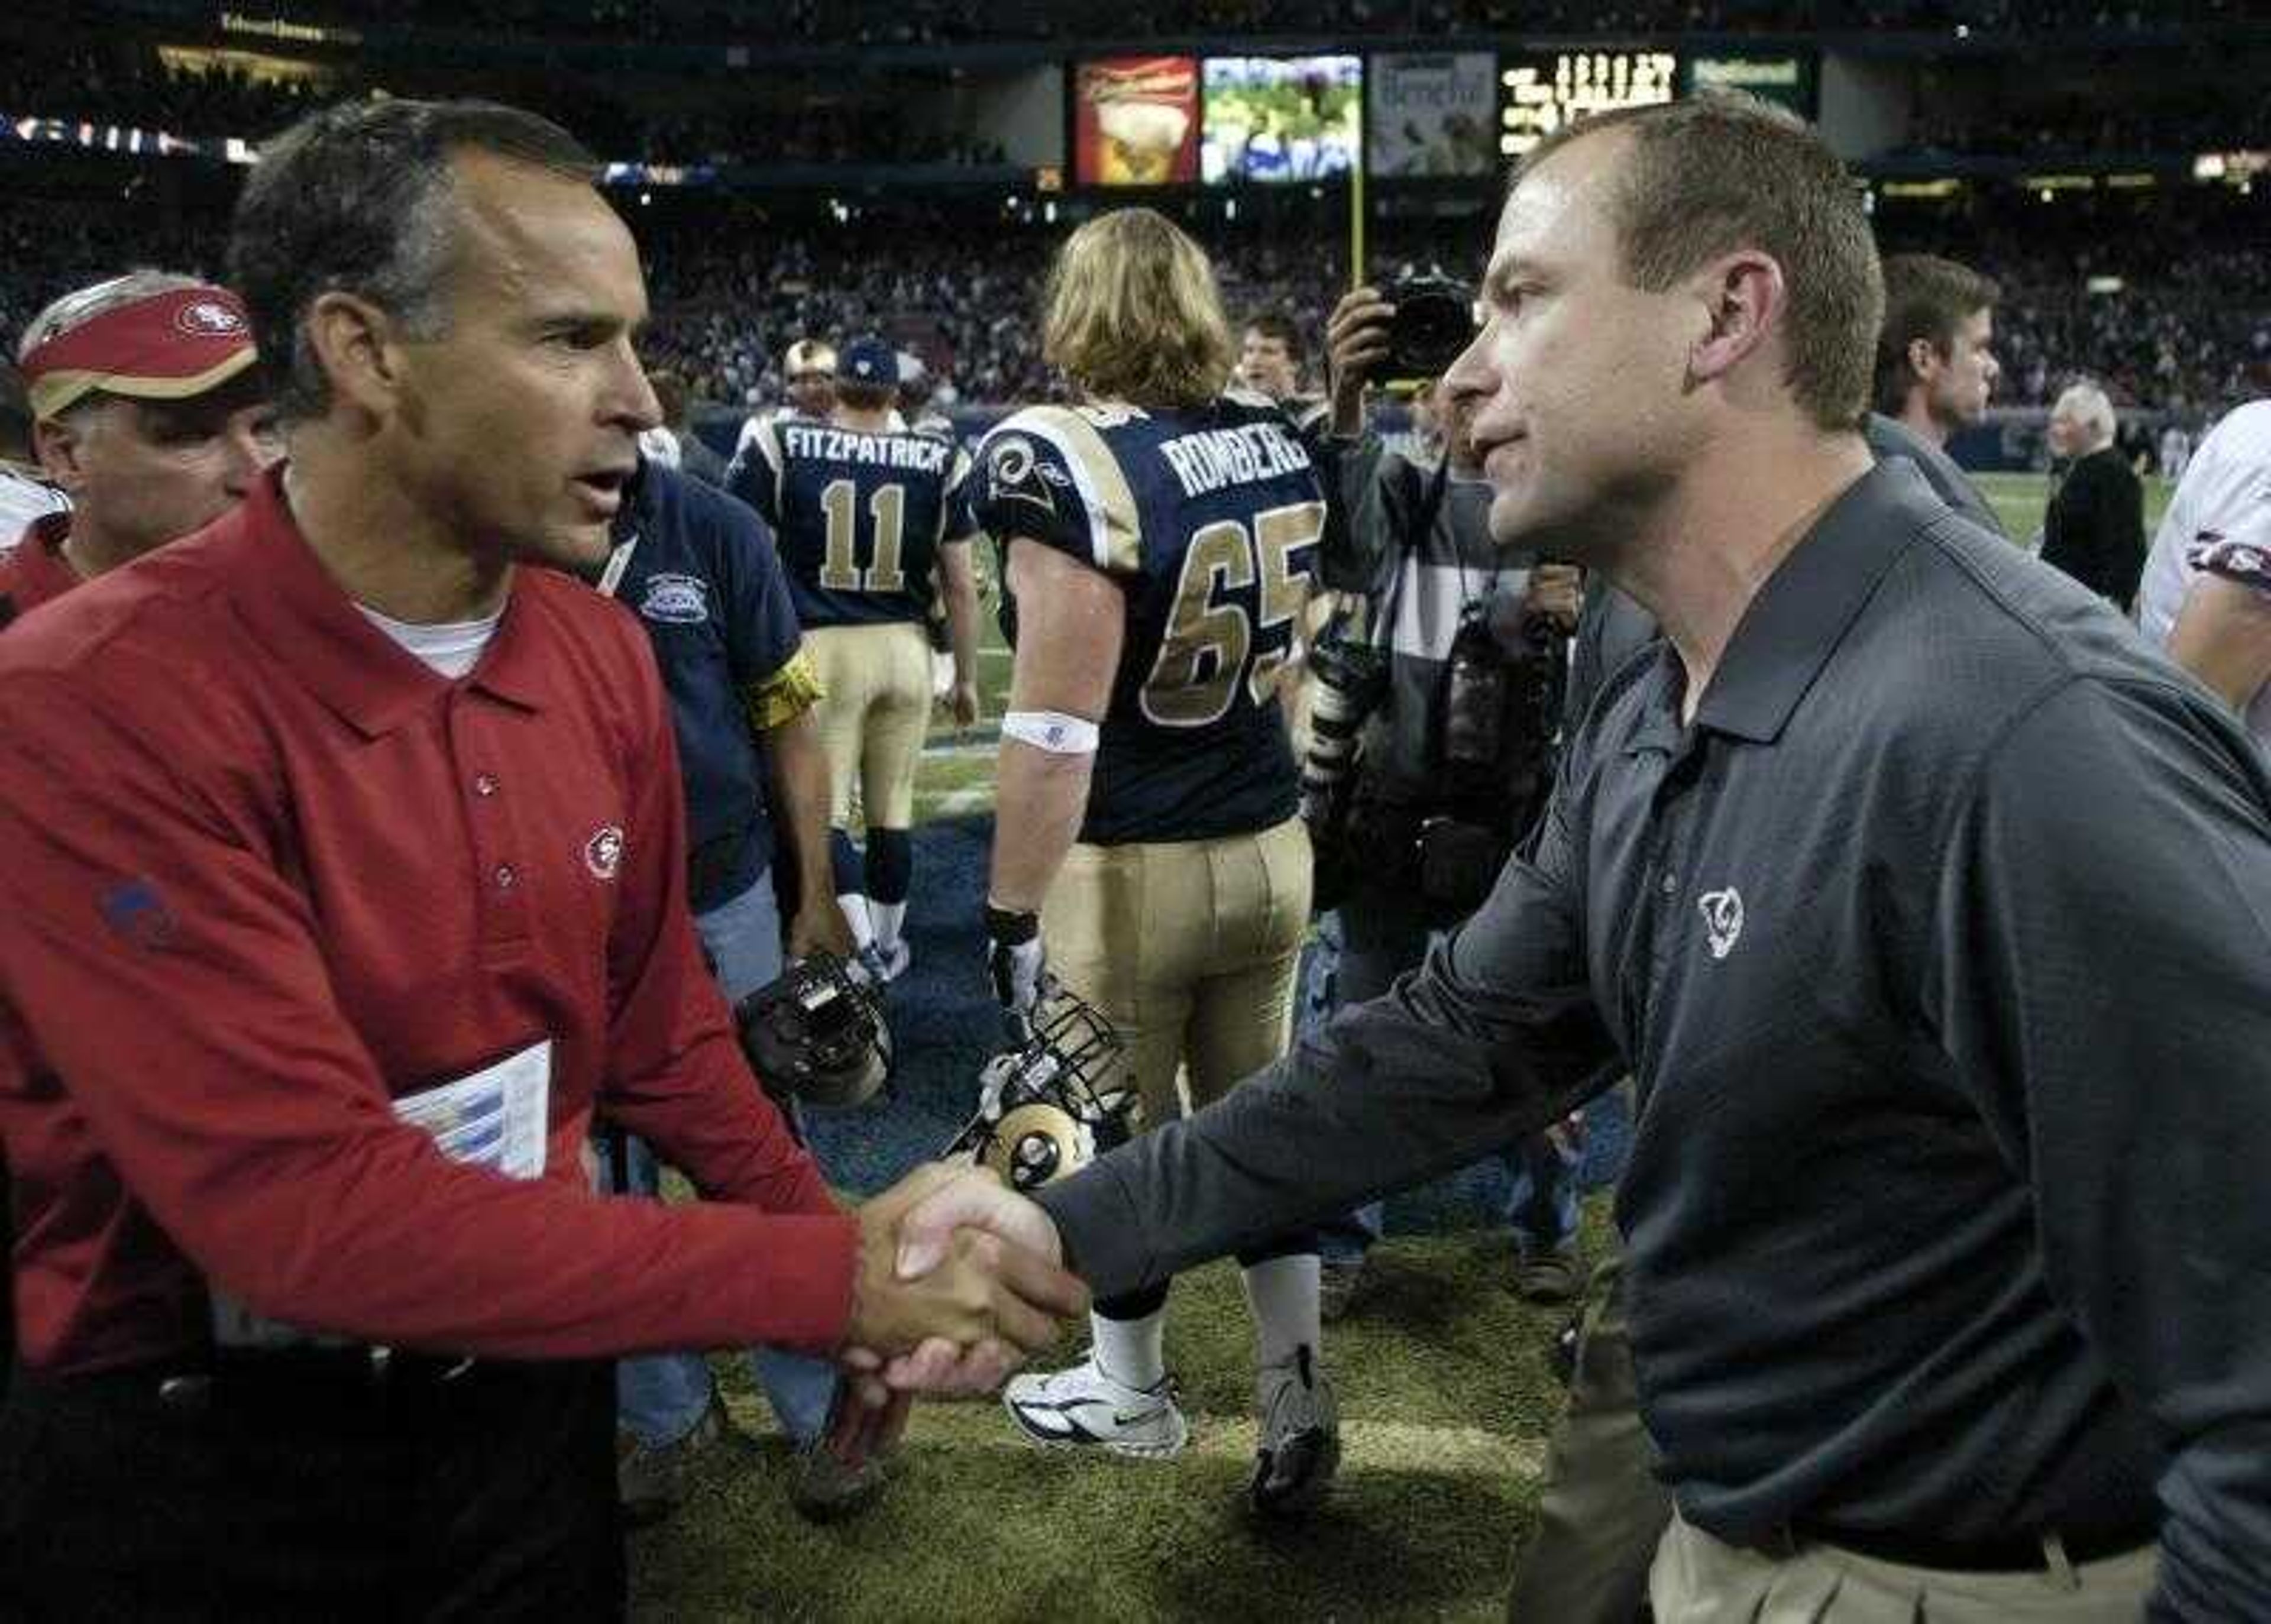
[727,337,981,981]
[972,209,1340,1517]
[730,338,836,487]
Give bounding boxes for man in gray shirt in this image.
[890,93,2271,1620]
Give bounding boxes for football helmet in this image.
[783,338,838,379]
[735,951,890,1109]
[944,988,1132,1192]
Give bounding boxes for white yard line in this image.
[923,787,995,818]
[723,1389,1543,1477]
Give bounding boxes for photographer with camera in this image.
[1299,279,1586,1317]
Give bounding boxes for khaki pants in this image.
[1649,1510,2159,1623]
[804,622,931,829]
[1043,816,1311,1134]
[1506,1246,1670,1623]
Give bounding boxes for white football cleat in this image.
[1251,1344,1340,1517]
[1003,1352,1188,1459]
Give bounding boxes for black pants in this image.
[1,1151,12,1412]
[0,1351,623,1622]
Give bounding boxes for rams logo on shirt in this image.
[987,434,1075,522]
[988,436,1037,493]
[1699,887,1745,960]
[585,825,625,881]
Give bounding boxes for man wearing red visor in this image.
[0,279,273,1411]
[1,271,279,625]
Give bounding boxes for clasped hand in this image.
[838,1162,1079,1408]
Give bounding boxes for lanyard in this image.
[593,531,638,600]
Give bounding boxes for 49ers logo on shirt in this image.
[584,825,625,881]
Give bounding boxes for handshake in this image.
[839,1161,1079,1411]
[831,980,1130,1431]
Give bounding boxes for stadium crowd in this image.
[0,46,1006,166]
[1897,96,2271,158]
[4,192,2262,425]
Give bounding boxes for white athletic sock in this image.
[1241,1255,1323,1371]
[1091,1306,1168,1391]
[870,900,907,953]
[837,892,874,952]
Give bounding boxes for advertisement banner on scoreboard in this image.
[1201,55,1362,185]
[1681,51,1817,119]
[1368,52,1496,178]
[1074,57,1201,186]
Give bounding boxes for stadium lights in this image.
[2194,150,2267,191]
[1879,179,1965,199]
[2086,276,2124,295]
[218,9,361,45]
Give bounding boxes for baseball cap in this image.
[839,337,896,387]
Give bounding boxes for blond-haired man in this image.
[970,208,1340,1517]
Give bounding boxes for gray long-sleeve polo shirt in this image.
[1037,457,2271,1618]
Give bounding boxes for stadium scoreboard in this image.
[1498,50,1678,158]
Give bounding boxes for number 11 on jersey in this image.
[820,478,908,594]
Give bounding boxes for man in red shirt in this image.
[0,99,1079,1620]
[0,273,277,1412]
[1,271,279,623]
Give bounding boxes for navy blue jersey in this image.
[607,457,812,910]
[974,394,1325,845]
[728,416,974,630]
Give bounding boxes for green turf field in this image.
[632,1202,1618,1622]
[1975,469,2172,551]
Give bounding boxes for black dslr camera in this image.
[1380,267,1477,382]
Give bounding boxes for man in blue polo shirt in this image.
[593,453,872,1523]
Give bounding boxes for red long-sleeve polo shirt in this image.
[0,467,858,1376]
[0,513,80,622]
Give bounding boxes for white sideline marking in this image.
[927,788,994,817]
[724,1390,1543,1479]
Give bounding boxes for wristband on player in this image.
[1000,710,1099,755]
